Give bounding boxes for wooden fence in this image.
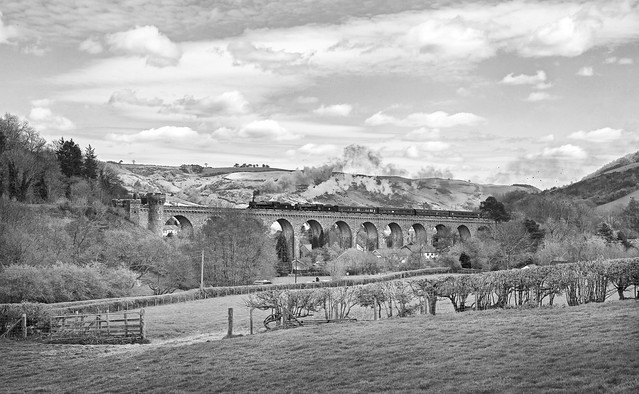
[49,309,146,343]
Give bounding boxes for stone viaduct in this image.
[114,193,494,260]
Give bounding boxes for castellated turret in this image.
[146,192,166,236]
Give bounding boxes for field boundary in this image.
[48,309,146,343]
[27,267,453,315]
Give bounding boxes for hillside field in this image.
[1,300,637,393]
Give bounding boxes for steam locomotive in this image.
[248,201,481,218]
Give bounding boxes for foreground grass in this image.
[1,301,638,393]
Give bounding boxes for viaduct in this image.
[114,193,494,260]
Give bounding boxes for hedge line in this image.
[0,267,451,335]
[4,259,636,337]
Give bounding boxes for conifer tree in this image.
[83,145,98,179]
[55,137,83,178]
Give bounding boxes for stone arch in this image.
[272,219,294,263]
[407,223,427,246]
[299,220,325,256]
[384,222,403,249]
[356,222,378,251]
[163,215,193,237]
[328,221,352,249]
[433,224,454,250]
[457,225,471,242]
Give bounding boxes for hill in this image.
[109,163,539,210]
[549,150,639,210]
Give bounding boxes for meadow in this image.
[1,298,637,393]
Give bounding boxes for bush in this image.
[0,302,52,336]
[0,263,136,304]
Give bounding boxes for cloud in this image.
[160,91,249,117]
[27,101,74,131]
[525,92,555,102]
[287,143,339,156]
[238,120,300,141]
[404,141,450,158]
[403,128,441,141]
[568,127,623,143]
[108,89,163,107]
[518,15,601,57]
[576,66,594,76]
[542,144,588,159]
[106,25,181,67]
[365,111,484,128]
[220,0,639,78]
[313,104,352,117]
[108,89,249,117]
[0,12,18,44]
[106,126,208,144]
[604,56,634,65]
[78,37,103,54]
[501,70,547,85]
[539,134,555,142]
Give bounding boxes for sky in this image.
[1,0,638,190]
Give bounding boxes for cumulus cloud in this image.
[313,104,352,117]
[221,0,639,78]
[576,66,594,76]
[108,89,249,117]
[27,101,74,131]
[78,37,103,54]
[106,25,181,67]
[501,70,547,85]
[403,128,441,141]
[525,92,555,102]
[604,56,634,65]
[108,89,163,107]
[404,17,495,61]
[539,134,555,142]
[518,14,601,57]
[405,142,450,158]
[106,126,207,144]
[287,143,339,156]
[365,110,484,128]
[161,91,249,116]
[542,144,588,159]
[0,12,18,44]
[568,127,623,143]
[238,120,300,141]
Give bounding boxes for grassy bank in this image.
[1,300,637,393]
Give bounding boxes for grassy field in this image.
[1,299,638,393]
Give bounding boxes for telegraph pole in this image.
[200,250,204,291]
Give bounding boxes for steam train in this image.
[248,201,481,218]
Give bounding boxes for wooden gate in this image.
[49,309,146,343]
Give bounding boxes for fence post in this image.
[106,310,110,336]
[21,314,27,339]
[140,309,146,340]
[124,312,128,337]
[373,297,378,320]
[227,308,234,338]
[249,308,254,335]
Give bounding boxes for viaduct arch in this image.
[113,194,494,260]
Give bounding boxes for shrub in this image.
[0,263,136,304]
[0,302,52,336]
